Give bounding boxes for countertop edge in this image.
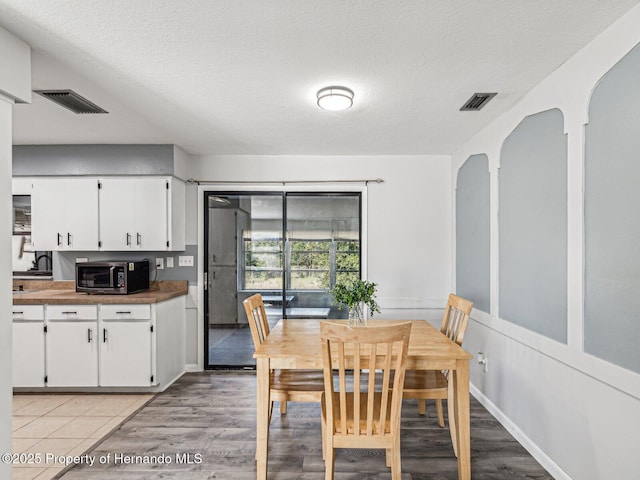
[12,280,189,305]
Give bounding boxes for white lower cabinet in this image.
[12,305,45,388]
[99,304,154,387]
[13,295,185,391]
[45,305,99,387]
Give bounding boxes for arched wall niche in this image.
[584,41,640,374]
[455,154,490,313]
[498,108,568,343]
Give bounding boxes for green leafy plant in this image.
[331,279,381,317]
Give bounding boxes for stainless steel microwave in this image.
[76,260,150,294]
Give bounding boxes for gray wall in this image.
[13,144,174,176]
[499,109,568,343]
[456,154,490,313]
[584,43,640,374]
[55,246,198,284]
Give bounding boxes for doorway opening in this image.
[204,191,361,369]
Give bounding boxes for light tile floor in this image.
[11,393,154,480]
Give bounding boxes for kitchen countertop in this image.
[12,280,188,305]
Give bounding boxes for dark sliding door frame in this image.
[203,190,362,370]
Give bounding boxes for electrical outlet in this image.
[178,255,194,267]
[156,257,164,270]
[477,352,488,373]
[166,257,174,268]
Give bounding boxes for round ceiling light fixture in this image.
[316,86,354,111]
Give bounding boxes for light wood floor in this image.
[55,372,554,479]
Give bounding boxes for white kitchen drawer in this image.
[100,304,151,320]
[12,305,45,321]
[47,305,98,320]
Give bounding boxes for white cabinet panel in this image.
[99,177,183,251]
[13,322,46,387]
[100,304,151,320]
[134,178,169,250]
[98,178,135,250]
[13,305,45,387]
[99,318,153,387]
[32,178,99,251]
[47,305,98,320]
[12,305,45,321]
[46,320,98,387]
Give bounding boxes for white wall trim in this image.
[470,384,573,480]
[470,312,640,400]
[184,364,200,373]
[378,297,448,310]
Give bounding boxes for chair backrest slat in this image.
[440,293,473,347]
[242,294,270,350]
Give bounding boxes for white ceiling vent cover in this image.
[34,90,108,114]
[460,92,497,111]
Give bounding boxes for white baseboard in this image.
[470,384,572,480]
[184,363,201,373]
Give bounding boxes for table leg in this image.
[453,359,471,480]
[256,357,270,480]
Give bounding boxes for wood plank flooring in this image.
[57,372,554,479]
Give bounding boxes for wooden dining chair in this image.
[320,321,412,480]
[402,293,473,456]
[243,293,325,419]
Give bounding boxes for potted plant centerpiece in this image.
[331,279,381,326]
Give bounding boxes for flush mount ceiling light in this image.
[316,86,354,111]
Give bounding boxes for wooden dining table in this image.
[253,319,473,480]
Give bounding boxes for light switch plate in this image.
[178,255,194,267]
[166,257,174,268]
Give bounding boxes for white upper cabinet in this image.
[31,178,100,251]
[99,177,185,251]
[30,176,185,252]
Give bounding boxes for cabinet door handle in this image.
[103,328,108,343]
[67,233,71,246]
[126,233,131,246]
[87,328,93,343]
[136,233,142,246]
[57,233,62,246]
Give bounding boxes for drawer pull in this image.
[116,311,132,315]
[62,311,78,315]
[13,311,24,315]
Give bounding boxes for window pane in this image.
[242,231,283,290]
[289,240,330,290]
[336,240,359,273]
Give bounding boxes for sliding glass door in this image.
[205,191,361,369]
[284,194,360,320]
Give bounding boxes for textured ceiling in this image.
[1,0,638,155]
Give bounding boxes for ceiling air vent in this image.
[34,90,108,114]
[460,92,497,111]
